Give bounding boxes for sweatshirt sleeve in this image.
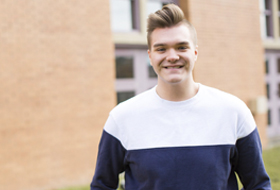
[235,128,271,190]
[90,115,127,190]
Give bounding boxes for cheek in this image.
[153,56,166,67]
[150,57,160,67]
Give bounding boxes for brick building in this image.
[0,0,274,190]
[262,0,280,146]
[0,1,115,190]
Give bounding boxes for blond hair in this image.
[147,4,197,49]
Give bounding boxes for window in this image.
[110,0,178,34]
[147,0,177,17]
[147,1,163,17]
[265,0,273,37]
[265,52,280,136]
[147,56,157,78]
[110,0,139,32]
[278,83,280,98]
[116,56,134,78]
[115,49,157,104]
[267,83,270,99]
[117,91,135,104]
[278,58,280,73]
[260,0,274,38]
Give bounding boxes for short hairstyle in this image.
[147,4,197,49]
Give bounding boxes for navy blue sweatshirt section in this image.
[235,129,271,190]
[91,128,271,190]
[91,131,126,190]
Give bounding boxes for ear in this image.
[194,45,198,61]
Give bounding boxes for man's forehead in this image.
[150,24,194,47]
[150,25,194,47]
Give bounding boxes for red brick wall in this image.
[180,0,268,146]
[0,1,115,190]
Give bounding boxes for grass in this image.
[56,146,280,190]
[263,146,280,190]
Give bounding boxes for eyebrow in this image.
[153,41,190,48]
[177,41,190,45]
[153,43,166,48]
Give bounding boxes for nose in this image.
[166,49,179,63]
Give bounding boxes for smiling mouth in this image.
[164,66,184,69]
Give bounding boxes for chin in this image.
[166,78,184,84]
[159,75,188,85]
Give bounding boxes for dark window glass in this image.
[147,58,157,78]
[267,83,270,99]
[116,56,134,78]
[278,83,280,98]
[278,0,280,11]
[278,58,280,73]
[268,109,271,126]
[265,0,270,10]
[266,15,273,37]
[265,59,269,74]
[117,91,135,104]
[149,65,157,78]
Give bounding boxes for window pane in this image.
[147,0,163,17]
[117,91,135,104]
[265,15,273,37]
[116,56,134,78]
[110,0,134,32]
[278,83,280,98]
[278,58,280,73]
[267,83,270,99]
[265,59,269,74]
[149,66,157,78]
[131,0,137,29]
[147,56,157,78]
[268,109,271,126]
[265,0,270,10]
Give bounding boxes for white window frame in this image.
[115,49,157,103]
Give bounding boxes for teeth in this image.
[166,66,181,69]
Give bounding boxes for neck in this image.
[156,79,199,102]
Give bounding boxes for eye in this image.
[156,48,166,52]
[178,46,188,50]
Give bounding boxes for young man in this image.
[90,4,271,190]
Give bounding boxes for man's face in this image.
[148,24,198,85]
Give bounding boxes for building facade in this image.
[0,0,274,190]
[0,1,115,190]
[261,0,280,146]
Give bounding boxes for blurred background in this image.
[0,0,279,190]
